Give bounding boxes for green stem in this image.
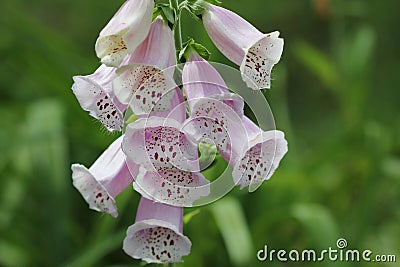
[169,0,182,51]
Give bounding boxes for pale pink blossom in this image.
[203,4,284,90]
[95,0,154,67]
[122,89,210,206]
[123,197,191,263]
[72,64,126,131]
[71,136,138,217]
[113,17,178,115]
[182,53,288,191]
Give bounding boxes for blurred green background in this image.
[0,0,399,266]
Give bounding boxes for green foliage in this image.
[179,38,211,61]
[0,0,399,267]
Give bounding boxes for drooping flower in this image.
[113,17,178,115]
[202,3,284,90]
[72,64,126,131]
[95,0,154,67]
[122,86,210,206]
[231,117,288,192]
[123,197,191,263]
[123,116,210,206]
[182,53,247,162]
[182,53,288,191]
[71,136,138,217]
[182,53,244,115]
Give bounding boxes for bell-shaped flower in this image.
[182,53,288,191]
[123,116,210,206]
[123,89,210,206]
[95,0,154,67]
[71,136,139,217]
[123,197,191,263]
[72,64,126,131]
[183,53,244,115]
[231,117,288,192]
[182,53,247,162]
[202,4,284,90]
[113,17,178,115]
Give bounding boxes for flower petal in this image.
[123,219,191,263]
[202,3,262,65]
[95,0,154,67]
[240,32,284,89]
[184,95,246,163]
[202,4,284,90]
[71,164,118,217]
[232,130,288,191]
[113,18,177,115]
[72,65,125,131]
[127,17,176,71]
[123,117,199,172]
[123,197,191,263]
[133,166,210,207]
[71,136,137,217]
[183,54,229,108]
[182,53,244,116]
[113,65,177,115]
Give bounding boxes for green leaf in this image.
[192,43,211,60]
[153,5,175,24]
[179,38,211,62]
[160,6,175,24]
[210,197,253,266]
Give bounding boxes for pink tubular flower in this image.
[113,17,178,115]
[123,88,210,206]
[72,64,126,131]
[123,197,191,263]
[71,136,138,217]
[123,116,210,206]
[182,53,288,191]
[182,53,246,161]
[231,117,288,192]
[202,4,284,90]
[95,0,154,67]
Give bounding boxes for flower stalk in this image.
[169,0,183,52]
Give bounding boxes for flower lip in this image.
[133,165,211,207]
[240,31,284,90]
[232,129,288,191]
[72,65,125,132]
[123,197,191,263]
[123,116,200,173]
[202,3,284,89]
[71,136,137,217]
[113,64,178,115]
[71,164,118,217]
[123,219,192,263]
